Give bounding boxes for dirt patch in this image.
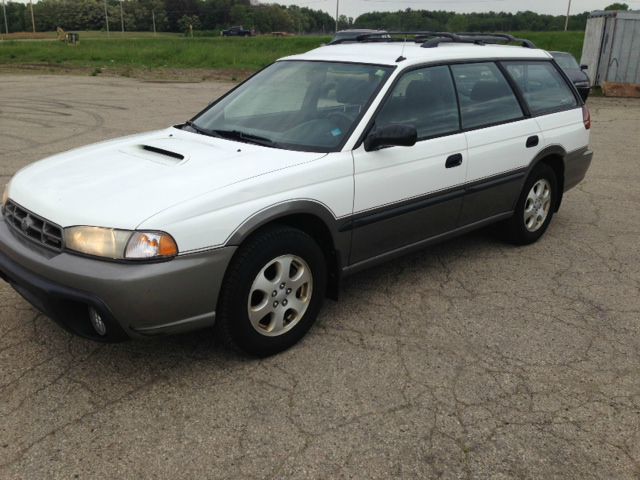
[0,63,252,83]
[0,32,55,40]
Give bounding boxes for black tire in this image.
[215,225,327,357]
[502,163,558,245]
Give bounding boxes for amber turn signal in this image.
[125,232,178,259]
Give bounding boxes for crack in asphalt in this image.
[0,76,639,479]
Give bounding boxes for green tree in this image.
[353,8,589,32]
[1,0,592,35]
[177,14,200,34]
[3,2,27,32]
[337,14,352,30]
[229,4,250,27]
[164,0,200,31]
[447,15,468,32]
[604,3,629,10]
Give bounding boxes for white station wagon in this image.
[0,33,593,356]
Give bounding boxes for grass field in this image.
[513,31,585,59]
[0,36,331,71]
[0,31,585,77]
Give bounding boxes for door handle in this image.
[445,153,463,168]
[526,135,539,148]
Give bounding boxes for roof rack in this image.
[452,32,536,48]
[329,31,536,49]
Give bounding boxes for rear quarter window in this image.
[503,61,578,115]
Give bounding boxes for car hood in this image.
[9,127,325,229]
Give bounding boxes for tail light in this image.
[582,105,591,130]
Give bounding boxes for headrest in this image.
[470,81,507,102]
[405,79,439,105]
[335,78,375,105]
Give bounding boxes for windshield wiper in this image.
[183,120,216,137]
[211,129,279,148]
[183,123,281,148]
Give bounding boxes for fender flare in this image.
[225,199,348,247]
[224,199,351,300]
[520,144,567,211]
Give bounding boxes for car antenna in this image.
[396,35,407,62]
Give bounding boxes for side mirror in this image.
[580,64,588,71]
[364,124,417,152]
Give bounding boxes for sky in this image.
[9,0,640,17]
[268,0,640,19]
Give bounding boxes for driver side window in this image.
[375,65,460,140]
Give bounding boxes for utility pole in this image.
[335,0,339,33]
[564,0,572,31]
[119,0,124,32]
[2,0,8,36]
[104,0,110,36]
[29,0,35,32]
[152,10,156,36]
[104,0,109,37]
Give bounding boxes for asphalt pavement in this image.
[1,75,640,479]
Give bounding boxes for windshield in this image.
[190,61,394,152]
[552,52,580,70]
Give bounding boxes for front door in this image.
[351,65,467,265]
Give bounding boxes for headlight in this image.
[64,226,178,260]
[1,181,10,207]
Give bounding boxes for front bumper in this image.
[0,218,236,341]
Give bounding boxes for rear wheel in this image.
[502,163,558,245]
[216,225,326,357]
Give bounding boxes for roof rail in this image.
[328,31,536,49]
[329,31,462,45]
[453,32,536,48]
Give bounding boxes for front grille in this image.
[3,200,64,251]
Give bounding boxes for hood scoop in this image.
[119,142,189,166]
[141,145,185,161]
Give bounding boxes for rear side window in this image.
[503,61,578,115]
[450,62,523,130]
[375,65,460,139]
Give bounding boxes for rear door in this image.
[502,60,584,184]
[451,62,543,226]
[350,65,467,264]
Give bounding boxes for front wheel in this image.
[216,225,327,357]
[502,163,558,245]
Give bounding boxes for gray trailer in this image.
[580,10,640,96]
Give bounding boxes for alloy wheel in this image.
[523,178,552,232]
[247,255,313,337]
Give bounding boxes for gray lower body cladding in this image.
[344,146,593,270]
[564,147,593,192]
[0,219,236,341]
[347,168,527,264]
[0,148,593,341]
